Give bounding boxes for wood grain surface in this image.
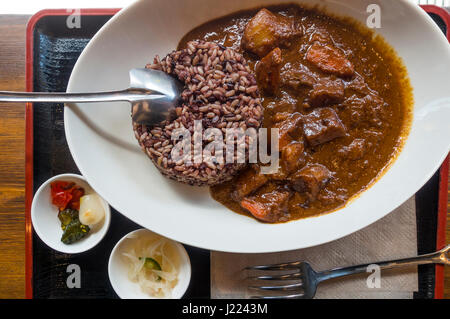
[0,15,28,299]
[0,14,448,299]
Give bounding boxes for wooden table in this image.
[0,14,448,299]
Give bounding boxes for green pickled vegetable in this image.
[139,257,162,280]
[58,209,79,231]
[142,257,162,271]
[61,219,90,245]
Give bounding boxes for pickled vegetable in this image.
[140,257,162,271]
[139,257,162,280]
[57,209,79,231]
[122,231,180,298]
[79,194,105,226]
[61,219,90,245]
[50,181,85,211]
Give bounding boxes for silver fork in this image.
[246,244,450,299]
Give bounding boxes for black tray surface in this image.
[31,12,446,299]
[32,14,209,299]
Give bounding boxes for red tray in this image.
[25,8,120,299]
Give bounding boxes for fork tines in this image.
[245,261,302,271]
[246,262,308,299]
[247,271,303,281]
[249,282,303,291]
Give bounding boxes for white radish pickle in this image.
[79,194,105,226]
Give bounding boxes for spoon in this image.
[0,68,184,127]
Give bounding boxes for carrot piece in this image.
[241,198,268,221]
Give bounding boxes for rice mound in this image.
[133,41,263,186]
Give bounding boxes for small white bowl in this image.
[31,173,111,254]
[108,229,191,299]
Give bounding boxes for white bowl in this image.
[31,174,111,254]
[65,0,450,253]
[108,229,191,299]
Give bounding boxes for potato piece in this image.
[256,47,283,95]
[242,8,302,57]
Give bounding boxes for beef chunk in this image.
[275,113,303,149]
[232,165,269,201]
[290,164,332,201]
[272,112,291,123]
[338,138,366,160]
[342,93,388,128]
[303,107,346,146]
[256,47,283,95]
[309,78,345,107]
[282,63,318,89]
[306,42,354,78]
[242,8,302,57]
[240,189,290,223]
[271,141,306,180]
[308,30,332,44]
[345,73,373,96]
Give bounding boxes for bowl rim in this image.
[31,173,111,254]
[107,228,192,299]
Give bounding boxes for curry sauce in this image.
[179,4,413,222]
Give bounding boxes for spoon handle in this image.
[0,90,145,103]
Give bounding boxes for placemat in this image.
[211,198,418,299]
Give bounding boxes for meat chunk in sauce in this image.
[272,112,291,123]
[242,8,302,57]
[290,164,332,201]
[343,93,388,128]
[281,142,305,174]
[303,107,346,146]
[282,63,318,89]
[240,189,290,222]
[232,166,269,201]
[309,77,345,107]
[338,138,366,160]
[272,141,306,180]
[256,47,283,95]
[306,42,354,78]
[275,113,303,149]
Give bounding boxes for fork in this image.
[245,244,450,299]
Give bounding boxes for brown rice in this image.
[133,41,263,186]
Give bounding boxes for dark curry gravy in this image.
[179,4,412,222]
